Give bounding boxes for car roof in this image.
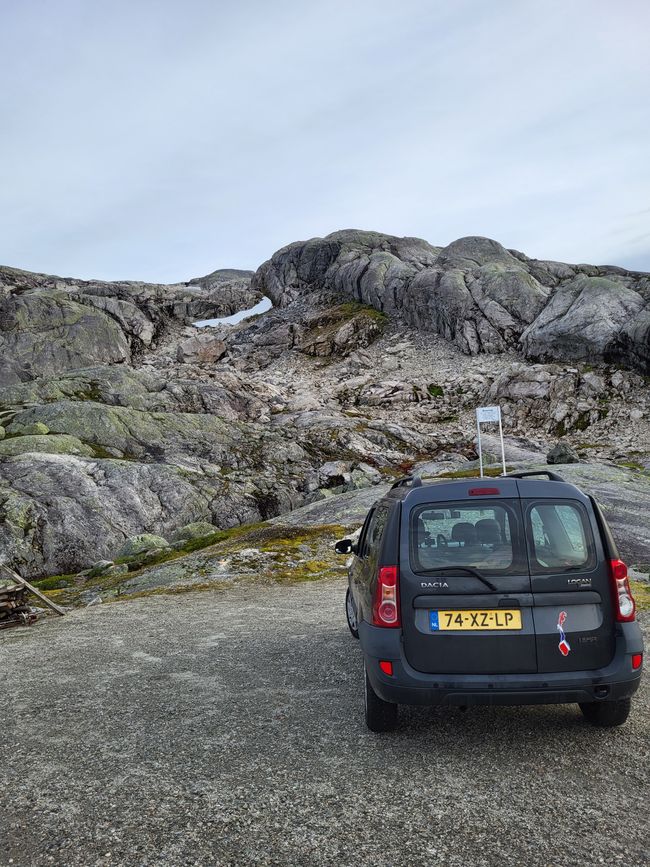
[383,473,590,507]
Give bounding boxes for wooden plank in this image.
[0,565,66,616]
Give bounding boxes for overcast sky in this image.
[1,0,649,282]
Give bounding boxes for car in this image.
[335,470,644,732]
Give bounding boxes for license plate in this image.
[430,609,522,631]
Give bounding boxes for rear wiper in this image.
[422,567,497,592]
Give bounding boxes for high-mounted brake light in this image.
[610,559,636,622]
[372,565,400,628]
[469,487,500,496]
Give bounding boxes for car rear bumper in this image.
[359,621,644,706]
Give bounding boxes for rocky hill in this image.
[1,231,649,582]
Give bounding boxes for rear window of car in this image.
[526,501,596,574]
[410,502,518,574]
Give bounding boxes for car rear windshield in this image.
[410,502,518,574]
[526,501,596,574]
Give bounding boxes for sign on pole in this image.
[475,405,506,478]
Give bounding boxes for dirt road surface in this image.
[1,580,648,866]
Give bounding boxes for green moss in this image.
[336,301,388,323]
[427,384,444,397]
[272,559,337,585]
[0,434,94,458]
[618,461,645,471]
[33,574,75,591]
[436,466,513,479]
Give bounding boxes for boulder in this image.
[171,522,217,542]
[0,426,4,441]
[318,461,352,488]
[521,276,645,364]
[176,334,228,364]
[87,560,115,577]
[547,441,580,465]
[116,534,170,559]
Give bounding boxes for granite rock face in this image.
[1,232,650,578]
[0,265,258,386]
[253,230,650,372]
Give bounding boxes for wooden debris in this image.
[0,583,38,630]
[0,564,66,628]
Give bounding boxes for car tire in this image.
[345,588,360,639]
[364,664,398,732]
[579,698,632,727]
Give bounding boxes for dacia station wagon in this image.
[335,471,644,732]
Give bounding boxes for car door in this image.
[524,497,616,672]
[349,506,375,623]
[399,485,538,675]
[350,503,391,624]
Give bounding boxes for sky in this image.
[1,0,649,282]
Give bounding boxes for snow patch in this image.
[194,296,272,328]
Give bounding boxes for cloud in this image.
[1,0,649,281]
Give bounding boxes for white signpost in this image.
[476,405,506,478]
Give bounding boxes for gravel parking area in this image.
[1,580,648,867]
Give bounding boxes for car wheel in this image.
[345,588,360,639]
[364,664,398,732]
[579,698,632,727]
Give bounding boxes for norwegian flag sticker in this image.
[557,610,571,656]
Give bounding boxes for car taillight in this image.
[372,565,400,628]
[469,487,500,496]
[610,559,636,622]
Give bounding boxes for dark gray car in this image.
[336,471,644,732]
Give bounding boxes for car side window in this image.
[527,501,595,573]
[364,504,389,560]
[357,508,375,558]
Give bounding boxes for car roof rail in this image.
[506,469,566,482]
[390,475,423,490]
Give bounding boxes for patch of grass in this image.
[436,466,513,479]
[272,559,337,585]
[85,443,141,461]
[254,524,347,553]
[631,580,650,612]
[112,522,271,571]
[618,461,646,472]
[337,301,388,323]
[427,384,444,397]
[32,574,76,591]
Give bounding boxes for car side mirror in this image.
[334,539,355,555]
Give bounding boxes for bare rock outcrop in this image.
[253,230,650,372]
[0,265,259,386]
[2,231,650,579]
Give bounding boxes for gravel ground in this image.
[1,580,648,867]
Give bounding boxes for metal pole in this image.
[498,410,506,476]
[477,414,484,478]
